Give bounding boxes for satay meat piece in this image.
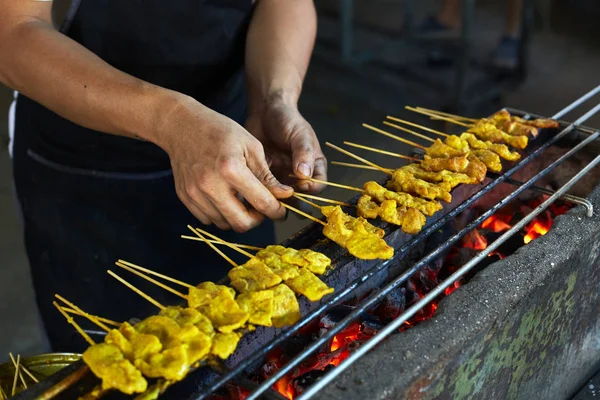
[255,249,301,280]
[82,343,148,394]
[228,258,282,293]
[188,282,249,333]
[211,332,241,359]
[468,123,528,149]
[236,289,275,326]
[259,245,331,275]
[159,306,214,336]
[459,133,521,161]
[512,115,559,129]
[298,249,331,275]
[402,164,476,186]
[426,139,467,158]
[379,200,426,234]
[284,268,334,302]
[488,110,539,137]
[366,181,442,216]
[420,154,469,173]
[321,205,393,260]
[443,135,470,152]
[357,194,380,219]
[388,169,452,203]
[271,284,302,328]
[471,150,501,173]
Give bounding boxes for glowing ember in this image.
[463,229,488,250]
[481,214,512,232]
[443,281,461,296]
[275,377,293,399]
[523,219,552,243]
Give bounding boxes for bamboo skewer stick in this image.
[54,294,111,332]
[1,384,7,400]
[326,142,393,175]
[117,260,194,289]
[19,364,39,384]
[11,353,20,396]
[386,115,450,137]
[107,271,165,310]
[405,106,471,127]
[293,192,353,207]
[415,107,477,122]
[185,225,240,266]
[332,161,393,172]
[52,301,96,345]
[180,236,263,251]
[280,202,326,226]
[61,307,120,327]
[192,227,255,259]
[343,141,419,161]
[288,174,363,193]
[381,123,436,143]
[293,195,323,211]
[115,262,187,300]
[361,124,427,150]
[9,354,26,391]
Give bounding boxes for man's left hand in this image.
[246,96,327,193]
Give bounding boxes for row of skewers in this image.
[48,227,337,397]
[282,107,558,260]
[42,107,560,399]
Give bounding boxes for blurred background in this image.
[1,0,599,370]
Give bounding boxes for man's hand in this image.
[245,95,327,193]
[156,95,293,232]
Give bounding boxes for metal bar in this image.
[553,84,600,119]
[488,174,594,217]
[245,131,600,399]
[200,107,600,400]
[298,153,600,400]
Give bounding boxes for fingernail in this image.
[298,183,310,191]
[298,163,311,178]
[278,184,293,192]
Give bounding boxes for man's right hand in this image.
[154,94,293,232]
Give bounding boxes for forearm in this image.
[245,0,317,110]
[0,16,179,144]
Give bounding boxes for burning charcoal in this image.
[451,247,478,267]
[419,267,438,291]
[360,319,382,336]
[374,287,406,324]
[291,365,336,395]
[319,305,357,329]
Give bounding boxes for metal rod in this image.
[489,174,594,217]
[245,131,600,399]
[553,84,600,119]
[298,153,600,400]
[200,107,600,400]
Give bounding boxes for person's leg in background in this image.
[490,0,523,70]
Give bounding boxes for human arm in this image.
[244,0,327,192]
[0,0,291,232]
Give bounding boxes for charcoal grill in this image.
[15,85,600,400]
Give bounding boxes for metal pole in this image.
[297,154,600,400]
[553,84,600,119]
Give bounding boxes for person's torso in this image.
[16,0,253,172]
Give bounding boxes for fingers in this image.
[175,178,231,230]
[288,119,328,193]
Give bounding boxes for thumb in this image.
[247,142,294,199]
[289,124,318,180]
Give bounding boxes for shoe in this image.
[415,16,460,40]
[489,36,520,70]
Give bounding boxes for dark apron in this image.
[12,0,276,351]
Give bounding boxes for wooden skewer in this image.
[280,202,326,226]
[117,259,193,289]
[383,121,435,143]
[343,141,421,161]
[11,353,20,395]
[332,161,394,172]
[54,294,112,332]
[293,195,323,211]
[405,106,471,127]
[293,192,353,207]
[107,271,165,310]
[288,174,363,193]
[52,301,95,345]
[192,227,255,259]
[61,307,120,327]
[361,124,427,150]
[415,107,477,122]
[384,116,447,138]
[1,384,7,400]
[185,225,238,268]
[19,363,39,384]
[180,236,263,251]
[326,141,393,175]
[115,262,187,300]
[9,353,27,391]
